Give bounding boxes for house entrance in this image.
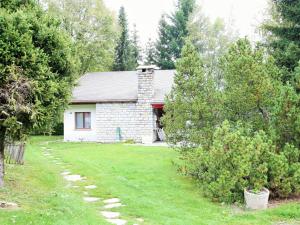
[152,104,165,142]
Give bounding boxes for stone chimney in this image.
[136,65,157,143]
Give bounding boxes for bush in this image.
[192,121,300,203]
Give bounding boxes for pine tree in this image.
[113,6,135,71]
[144,38,157,65]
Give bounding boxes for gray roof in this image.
[71,70,175,104]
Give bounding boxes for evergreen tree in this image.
[155,15,174,69]
[144,38,157,65]
[169,0,196,59]
[130,24,141,68]
[221,38,280,131]
[113,6,135,71]
[264,0,300,83]
[163,40,219,150]
[155,0,195,69]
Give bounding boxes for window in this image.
[75,112,91,129]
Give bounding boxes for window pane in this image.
[76,113,84,129]
[84,113,91,129]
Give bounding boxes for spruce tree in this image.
[130,24,141,68]
[163,40,219,149]
[155,15,174,69]
[144,38,157,65]
[155,0,195,69]
[265,0,300,83]
[113,6,135,71]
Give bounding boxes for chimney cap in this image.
[136,65,159,70]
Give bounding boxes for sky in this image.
[103,0,269,46]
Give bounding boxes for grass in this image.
[0,136,299,225]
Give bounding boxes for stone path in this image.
[41,145,145,225]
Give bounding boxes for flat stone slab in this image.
[101,211,120,219]
[103,198,120,204]
[64,174,83,182]
[0,201,18,210]
[136,218,144,222]
[106,219,127,225]
[104,203,123,209]
[83,197,100,202]
[61,171,71,176]
[85,185,97,190]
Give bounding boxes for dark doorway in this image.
[153,107,165,141]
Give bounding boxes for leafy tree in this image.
[155,0,195,69]
[0,0,76,187]
[264,0,300,83]
[144,38,157,65]
[163,40,220,151]
[46,0,117,75]
[113,6,136,71]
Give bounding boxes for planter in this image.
[244,188,270,210]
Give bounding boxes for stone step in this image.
[103,203,123,209]
[100,211,120,219]
[103,198,120,204]
[106,219,127,225]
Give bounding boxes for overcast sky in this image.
[103,0,269,46]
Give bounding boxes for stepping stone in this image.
[64,174,83,182]
[101,211,120,219]
[106,219,127,225]
[136,218,144,222]
[104,203,123,209]
[85,185,97,190]
[83,197,100,202]
[61,171,71,176]
[103,198,120,204]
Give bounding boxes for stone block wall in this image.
[136,69,155,143]
[95,103,138,142]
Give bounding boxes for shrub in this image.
[192,121,300,203]
[192,121,271,203]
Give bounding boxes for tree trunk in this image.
[0,127,6,188]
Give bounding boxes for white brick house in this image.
[64,66,175,143]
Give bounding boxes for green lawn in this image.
[0,136,299,225]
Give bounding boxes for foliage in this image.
[221,39,280,131]
[113,7,137,71]
[270,83,300,149]
[130,24,142,68]
[188,7,236,86]
[144,38,157,65]
[46,0,117,75]
[263,0,300,83]
[155,0,195,69]
[163,40,220,151]
[191,121,300,203]
[191,121,271,203]
[155,15,174,69]
[0,0,76,186]
[164,38,300,203]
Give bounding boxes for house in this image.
[64,65,175,143]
